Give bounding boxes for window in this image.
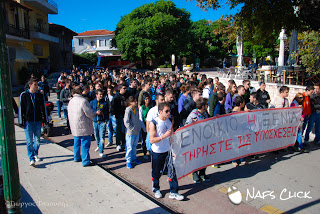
[79,39,84,46]
[90,40,95,46]
[36,19,43,32]
[33,44,43,56]
[99,40,104,47]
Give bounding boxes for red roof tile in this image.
[78,30,114,36]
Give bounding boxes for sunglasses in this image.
[298,97,304,99]
[165,110,171,113]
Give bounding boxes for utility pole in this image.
[0,2,22,213]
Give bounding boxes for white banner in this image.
[172,107,302,179]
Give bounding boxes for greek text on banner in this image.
[171,107,302,179]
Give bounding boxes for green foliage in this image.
[190,19,233,66]
[192,0,306,45]
[73,53,98,66]
[113,0,192,67]
[293,30,320,75]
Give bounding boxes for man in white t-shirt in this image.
[149,102,184,201]
[270,86,290,108]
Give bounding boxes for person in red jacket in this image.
[302,85,314,143]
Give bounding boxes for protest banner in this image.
[171,107,302,179]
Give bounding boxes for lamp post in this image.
[0,2,22,213]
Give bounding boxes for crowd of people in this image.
[19,67,320,201]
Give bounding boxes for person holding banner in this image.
[232,96,247,167]
[185,98,211,183]
[270,86,290,108]
[290,93,305,152]
[149,102,184,201]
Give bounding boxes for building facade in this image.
[73,30,120,56]
[2,0,58,85]
[49,23,77,73]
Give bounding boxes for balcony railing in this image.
[6,24,30,40]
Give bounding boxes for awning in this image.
[14,46,39,63]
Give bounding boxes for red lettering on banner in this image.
[248,115,256,128]
[269,129,274,139]
[287,127,291,137]
[246,134,251,142]
[190,149,196,161]
[218,140,224,153]
[225,139,232,151]
[238,143,251,149]
[210,143,216,154]
[238,135,242,144]
[278,128,283,138]
[292,126,297,136]
[273,129,278,138]
[202,145,208,157]
[182,151,189,163]
[261,130,266,140]
[196,147,201,158]
[283,127,288,138]
[255,132,259,142]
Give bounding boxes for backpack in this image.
[146,119,157,151]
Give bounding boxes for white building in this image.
[73,29,120,56]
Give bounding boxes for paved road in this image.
[35,92,320,214]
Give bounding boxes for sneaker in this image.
[83,162,95,167]
[200,175,211,182]
[127,162,133,169]
[99,153,106,158]
[154,190,162,199]
[34,156,41,162]
[134,159,142,164]
[232,162,239,167]
[95,147,99,152]
[106,142,113,147]
[193,179,201,183]
[29,160,35,167]
[116,145,121,151]
[211,165,220,168]
[169,192,184,201]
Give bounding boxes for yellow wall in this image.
[5,2,28,29]
[24,39,50,59]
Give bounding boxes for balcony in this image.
[5,24,30,41]
[24,0,58,14]
[30,27,59,43]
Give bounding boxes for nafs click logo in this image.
[227,186,242,205]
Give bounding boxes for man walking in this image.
[68,86,95,167]
[60,79,72,133]
[19,78,48,166]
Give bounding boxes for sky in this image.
[48,0,241,33]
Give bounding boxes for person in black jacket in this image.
[256,82,270,108]
[60,79,72,132]
[19,78,48,167]
[110,84,127,151]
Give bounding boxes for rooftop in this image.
[77,29,114,36]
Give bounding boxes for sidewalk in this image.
[15,125,168,214]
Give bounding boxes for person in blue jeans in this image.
[124,96,142,169]
[106,86,116,146]
[149,102,184,201]
[19,78,48,167]
[90,90,109,158]
[68,86,95,167]
[55,82,63,119]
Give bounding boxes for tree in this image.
[112,0,192,67]
[293,30,320,75]
[73,53,98,66]
[191,0,316,44]
[190,19,234,66]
